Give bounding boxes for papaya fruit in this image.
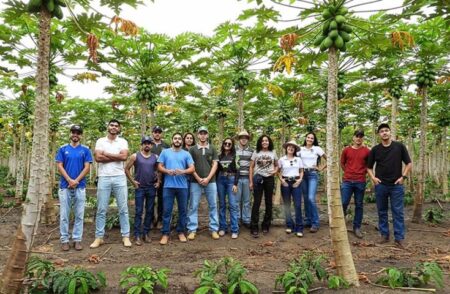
[46,0,55,12]
[329,20,338,30]
[27,0,42,13]
[335,15,346,24]
[328,30,339,40]
[340,42,347,52]
[323,37,333,48]
[337,7,348,15]
[53,5,63,19]
[322,20,331,35]
[314,35,326,46]
[334,36,344,49]
[328,5,336,14]
[55,0,66,7]
[320,40,328,52]
[339,31,351,42]
[322,8,331,19]
[342,24,353,33]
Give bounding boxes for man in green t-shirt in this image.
[186,126,220,240]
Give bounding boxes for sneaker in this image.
[285,228,292,234]
[310,227,319,233]
[251,231,259,238]
[89,238,104,249]
[74,242,83,251]
[377,235,389,244]
[231,233,238,239]
[211,231,220,240]
[218,230,226,237]
[160,235,169,245]
[395,239,406,249]
[295,232,304,237]
[123,237,132,247]
[354,228,363,239]
[187,232,196,240]
[143,234,152,243]
[178,234,187,243]
[156,222,163,230]
[61,242,70,251]
[262,228,269,234]
[134,237,143,246]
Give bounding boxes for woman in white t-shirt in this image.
[278,140,304,237]
[297,132,327,233]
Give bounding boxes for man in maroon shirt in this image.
[340,130,370,238]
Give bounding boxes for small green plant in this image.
[49,268,106,294]
[423,207,444,224]
[364,193,376,203]
[105,214,120,230]
[1,200,16,208]
[5,187,15,197]
[376,262,443,289]
[327,275,349,289]
[403,192,413,206]
[26,256,55,293]
[120,265,169,294]
[275,251,327,294]
[194,257,258,294]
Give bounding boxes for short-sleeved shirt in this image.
[151,141,170,156]
[278,156,303,177]
[298,146,324,169]
[341,146,370,182]
[55,144,93,189]
[236,145,254,177]
[158,148,194,188]
[95,136,128,177]
[367,141,411,185]
[251,150,278,177]
[189,143,219,183]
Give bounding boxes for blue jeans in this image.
[217,175,239,234]
[301,170,320,228]
[281,182,303,233]
[162,188,188,236]
[59,188,86,243]
[375,184,405,241]
[235,177,251,224]
[134,187,156,237]
[187,182,219,232]
[95,175,130,238]
[341,181,366,229]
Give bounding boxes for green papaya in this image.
[314,35,326,46]
[329,20,338,30]
[335,15,346,24]
[424,79,429,85]
[322,20,331,35]
[334,36,344,49]
[341,24,353,33]
[27,0,42,13]
[340,43,347,52]
[328,30,339,39]
[320,40,328,52]
[337,7,348,15]
[322,8,331,19]
[323,37,333,48]
[328,5,336,14]
[53,5,63,19]
[55,0,66,7]
[46,0,55,12]
[418,76,425,83]
[339,31,351,42]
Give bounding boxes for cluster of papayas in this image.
[136,77,157,101]
[214,98,228,118]
[388,76,404,99]
[416,66,436,88]
[314,4,352,52]
[232,71,250,90]
[337,72,345,100]
[27,0,65,19]
[49,67,58,88]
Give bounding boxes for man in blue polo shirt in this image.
[55,125,93,251]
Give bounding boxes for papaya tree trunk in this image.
[442,126,448,195]
[149,109,155,128]
[41,131,58,225]
[15,126,27,203]
[218,116,224,143]
[326,47,359,286]
[412,87,427,223]
[1,9,51,294]
[391,96,398,140]
[140,99,147,137]
[237,88,245,131]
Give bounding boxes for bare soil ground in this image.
[0,191,449,294]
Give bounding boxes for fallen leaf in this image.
[88,254,101,264]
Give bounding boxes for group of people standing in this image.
[55,119,411,251]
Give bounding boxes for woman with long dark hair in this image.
[183,132,195,151]
[217,138,239,239]
[298,132,327,233]
[249,135,279,238]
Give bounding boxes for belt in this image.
[304,168,317,172]
[282,176,300,181]
[221,172,236,177]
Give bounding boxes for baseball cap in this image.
[377,123,390,133]
[198,126,208,133]
[70,125,83,134]
[141,136,154,144]
[152,126,163,132]
[354,130,365,137]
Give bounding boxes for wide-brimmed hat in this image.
[237,130,250,139]
[282,140,300,152]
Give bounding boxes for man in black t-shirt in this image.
[367,123,412,249]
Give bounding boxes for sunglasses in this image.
[223,142,232,146]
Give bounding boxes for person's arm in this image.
[74,162,91,184]
[125,154,139,188]
[367,149,380,185]
[202,160,218,185]
[56,162,78,188]
[278,161,288,187]
[394,162,412,185]
[94,149,115,163]
[340,148,347,171]
[249,160,255,190]
[101,149,128,161]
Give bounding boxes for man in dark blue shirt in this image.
[55,125,93,251]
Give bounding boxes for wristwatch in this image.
[402,175,408,180]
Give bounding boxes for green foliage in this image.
[365,193,376,204]
[275,252,327,293]
[403,191,413,206]
[376,262,443,289]
[194,257,258,294]
[26,256,55,293]
[327,275,349,289]
[423,207,444,224]
[119,265,169,294]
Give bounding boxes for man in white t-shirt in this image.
[90,119,131,248]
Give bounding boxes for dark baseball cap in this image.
[141,136,154,144]
[152,126,163,132]
[70,125,83,134]
[377,123,390,133]
[354,130,364,137]
[198,126,208,133]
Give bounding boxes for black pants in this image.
[250,175,274,232]
[153,175,164,224]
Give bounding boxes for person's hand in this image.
[293,179,302,188]
[168,169,176,176]
[68,179,78,188]
[232,185,238,193]
[200,178,210,186]
[372,177,381,185]
[249,182,253,191]
[154,181,160,188]
[281,180,288,187]
[132,180,140,189]
[174,169,184,175]
[394,177,404,185]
